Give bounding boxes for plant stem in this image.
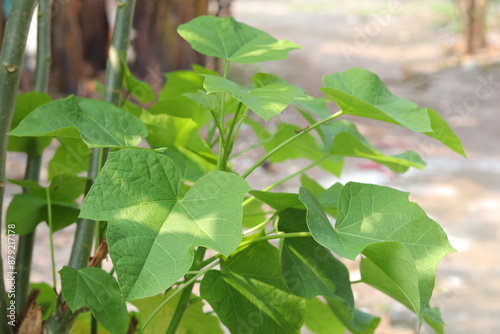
[165,247,206,334]
[45,188,57,289]
[14,0,52,313]
[216,60,231,170]
[243,213,278,236]
[238,232,311,249]
[0,1,38,332]
[242,154,332,208]
[45,1,136,332]
[241,111,343,178]
[138,260,219,334]
[220,102,243,170]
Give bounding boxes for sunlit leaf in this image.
[80,149,250,300]
[8,96,148,148]
[178,15,301,64]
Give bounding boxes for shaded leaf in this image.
[201,242,305,334]
[9,96,148,148]
[60,267,128,334]
[263,123,343,176]
[178,16,301,64]
[8,92,52,154]
[303,298,344,334]
[132,291,223,334]
[121,55,155,103]
[278,209,354,312]
[48,138,90,180]
[80,149,250,300]
[29,283,57,320]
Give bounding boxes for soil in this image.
[2,0,500,333]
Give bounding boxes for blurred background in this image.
[2,0,500,333]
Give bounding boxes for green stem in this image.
[243,213,278,236]
[14,153,41,313]
[238,232,311,249]
[242,154,332,208]
[241,111,343,178]
[0,1,38,332]
[45,1,136,333]
[216,60,231,170]
[220,102,243,170]
[165,247,206,334]
[14,0,52,313]
[45,188,57,289]
[139,260,219,334]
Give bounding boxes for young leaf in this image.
[201,242,305,334]
[278,209,354,312]
[299,183,456,313]
[131,291,223,334]
[8,92,52,154]
[8,95,148,148]
[202,75,304,121]
[60,267,129,334]
[424,305,445,334]
[321,68,465,156]
[80,149,250,300]
[360,242,421,316]
[249,191,303,211]
[121,55,155,103]
[177,15,301,64]
[300,173,325,195]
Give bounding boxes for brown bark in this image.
[51,0,84,93]
[460,0,489,54]
[79,0,109,71]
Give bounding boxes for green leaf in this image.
[300,173,325,195]
[132,291,224,334]
[29,283,57,320]
[201,242,305,334]
[80,149,250,300]
[60,267,128,334]
[160,147,205,182]
[263,123,343,176]
[48,138,90,180]
[242,198,266,228]
[177,15,301,64]
[424,305,445,334]
[303,298,344,334]
[9,175,86,202]
[278,209,354,313]
[6,192,79,235]
[249,191,303,211]
[8,95,148,148]
[121,55,155,103]
[299,183,455,313]
[360,242,421,315]
[8,92,52,154]
[202,75,304,121]
[70,312,111,334]
[322,68,465,156]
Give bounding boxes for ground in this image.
[2,0,500,333]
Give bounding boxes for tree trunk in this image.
[460,0,489,54]
[0,0,4,45]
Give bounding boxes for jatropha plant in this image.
[4,12,464,334]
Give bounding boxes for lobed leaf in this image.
[8,95,148,148]
[177,15,301,64]
[299,183,455,317]
[80,149,250,300]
